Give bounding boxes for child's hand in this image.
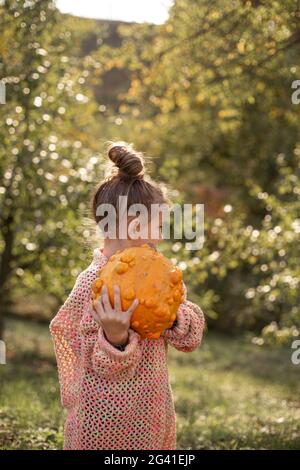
[92,284,139,347]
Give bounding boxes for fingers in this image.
[113,285,121,311]
[91,308,101,326]
[88,302,101,325]
[125,298,139,322]
[92,300,104,325]
[95,283,139,325]
[101,284,112,312]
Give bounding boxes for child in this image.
[50,141,205,450]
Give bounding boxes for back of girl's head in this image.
[92,141,168,227]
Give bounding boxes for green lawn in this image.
[0,317,299,450]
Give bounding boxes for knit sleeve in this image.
[163,300,205,352]
[162,283,205,352]
[49,267,97,408]
[79,305,143,381]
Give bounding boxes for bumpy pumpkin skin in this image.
[91,244,184,339]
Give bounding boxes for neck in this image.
[102,239,134,258]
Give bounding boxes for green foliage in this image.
[0,1,108,314]
[0,0,299,342]
[161,152,300,338]
[106,0,300,339]
[112,0,300,191]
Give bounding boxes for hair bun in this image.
[108,141,145,180]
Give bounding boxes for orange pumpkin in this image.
[91,244,184,339]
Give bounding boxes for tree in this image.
[0,0,105,337]
[102,0,300,336]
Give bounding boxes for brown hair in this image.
[92,141,168,229]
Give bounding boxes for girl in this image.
[50,141,205,450]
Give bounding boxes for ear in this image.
[128,216,141,239]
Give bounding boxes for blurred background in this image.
[0,0,299,450]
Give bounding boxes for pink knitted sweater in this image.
[50,248,205,450]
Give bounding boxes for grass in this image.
[0,317,299,450]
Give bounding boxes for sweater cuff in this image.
[97,327,141,362]
[163,303,191,339]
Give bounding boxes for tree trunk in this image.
[0,214,14,340]
[0,308,4,341]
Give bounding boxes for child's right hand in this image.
[91,284,139,347]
